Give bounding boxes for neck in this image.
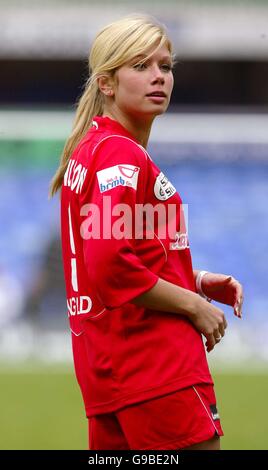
[103,107,154,149]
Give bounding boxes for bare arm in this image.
[132,277,227,352]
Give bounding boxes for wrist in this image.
[195,270,212,303]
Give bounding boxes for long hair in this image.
[49,14,173,197]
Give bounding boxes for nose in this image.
[151,64,165,84]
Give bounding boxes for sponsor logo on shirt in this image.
[154,172,176,201]
[97,164,140,193]
[169,205,190,250]
[170,231,190,250]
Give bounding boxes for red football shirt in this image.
[60,116,213,417]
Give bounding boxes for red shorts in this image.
[88,384,224,450]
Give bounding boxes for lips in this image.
[146,91,167,97]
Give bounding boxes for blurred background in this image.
[0,0,268,449]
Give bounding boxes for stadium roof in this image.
[0,1,268,59]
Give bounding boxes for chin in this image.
[145,105,168,117]
[133,105,168,121]
[151,108,167,118]
[155,108,167,115]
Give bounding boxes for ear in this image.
[98,75,114,97]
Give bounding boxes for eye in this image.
[160,64,173,72]
[133,62,147,71]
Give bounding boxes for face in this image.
[110,44,174,121]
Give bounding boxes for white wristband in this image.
[196,270,212,303]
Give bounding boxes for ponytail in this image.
[49,77,103,197]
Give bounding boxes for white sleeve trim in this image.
[92,134,149,159]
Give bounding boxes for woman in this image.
[50,14,243,450]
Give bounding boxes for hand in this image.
[200,272,243,318]
[189,295,227,353]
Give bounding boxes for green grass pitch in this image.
[0,364,267,449]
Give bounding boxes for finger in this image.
[214,331,222,342]
[219,312,227,335]
[233,280,243,303]
[205,334,216,353]
[234,287,244,318]
[205,341,214,353]
[229,278,243,317]
[234,296,243,318]
[219,323,225,337]
[234,301,241,317]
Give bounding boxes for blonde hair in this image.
[49,14,173,197]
